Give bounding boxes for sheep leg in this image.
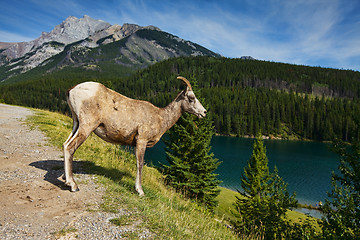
[63,113,79,147]
[135,140,147,196]
[63,125,92,192]
[62,116,80,180]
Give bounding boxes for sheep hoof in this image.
[136,187,144,196]
[65,181,79,192]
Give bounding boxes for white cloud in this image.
[1,0,358,70]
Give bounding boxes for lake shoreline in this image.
[146,136,338,212]
[220,186,322,219]
[214,133,333,144]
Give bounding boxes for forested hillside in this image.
[1,56,359,141]
[120,57,360,141]
[127,56,360,98]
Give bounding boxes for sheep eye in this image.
[188,96,195,102]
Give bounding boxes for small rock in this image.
[26,196,34,202]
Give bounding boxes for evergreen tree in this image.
[161,78,222,210]
[2,56,360,142]
[321,140,360,239]
[233,135,297,239]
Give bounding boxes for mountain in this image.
[240,56,255,60]
[0,15,219,84]
[0,16,110,64]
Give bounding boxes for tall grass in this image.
[27,109,239,239]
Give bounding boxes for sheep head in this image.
[177,76,207,118]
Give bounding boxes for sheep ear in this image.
[177,76,192,91]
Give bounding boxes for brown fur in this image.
[63,77,207,195]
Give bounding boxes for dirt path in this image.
[0,104,145,239]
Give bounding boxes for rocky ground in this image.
[0,104,150,239]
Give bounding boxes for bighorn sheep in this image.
[63,76,207,196]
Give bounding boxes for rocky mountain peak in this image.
[0,15,219,83]
[240,56,255,60]
[84,23,160,46]
[41,15,111,45]
[0,15,111,61]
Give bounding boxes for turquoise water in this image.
[145,136,339,205]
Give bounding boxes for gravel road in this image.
[0,104,151,239]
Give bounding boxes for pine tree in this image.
[321,140,360,239]
[161,78,222,210]
[233,135,297,239]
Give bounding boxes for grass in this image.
[215,186,321,231]
[27,108,320,239]
[109,215,138,226]
[52,227,78,238]
[27,109,239,239]
[215,187,238,223]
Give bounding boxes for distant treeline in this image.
[1,56,359,141]
[125,56,360,98]
[202,87,360,141]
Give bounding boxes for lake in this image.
[145,136,339,206]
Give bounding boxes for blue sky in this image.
[1,0,359,71]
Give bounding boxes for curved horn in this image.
[177,76,192,91]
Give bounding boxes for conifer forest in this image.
[1,56,360,141]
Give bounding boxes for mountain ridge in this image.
[0,15,219,83]
[0,16,110,60]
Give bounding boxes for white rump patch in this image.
[68,82,101,115]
